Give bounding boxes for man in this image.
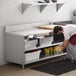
[53,24,76,60]
[62,24,76,50]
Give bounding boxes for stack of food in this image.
[43,45,63,57]
[43,47,53,56]
[54,45,63,54]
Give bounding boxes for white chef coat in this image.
[62,24,76,40]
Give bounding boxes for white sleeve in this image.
[64,31,70,40]
[63,26,70,40]
[63,24,76,40]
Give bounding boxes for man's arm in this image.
[61,40,69,51]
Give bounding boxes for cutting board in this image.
[37,25,62,30]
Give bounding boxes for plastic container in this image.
[25,50,41,61]
[25,40,37,49]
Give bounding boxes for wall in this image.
[55,0,76,22]
[0,0,76,65]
